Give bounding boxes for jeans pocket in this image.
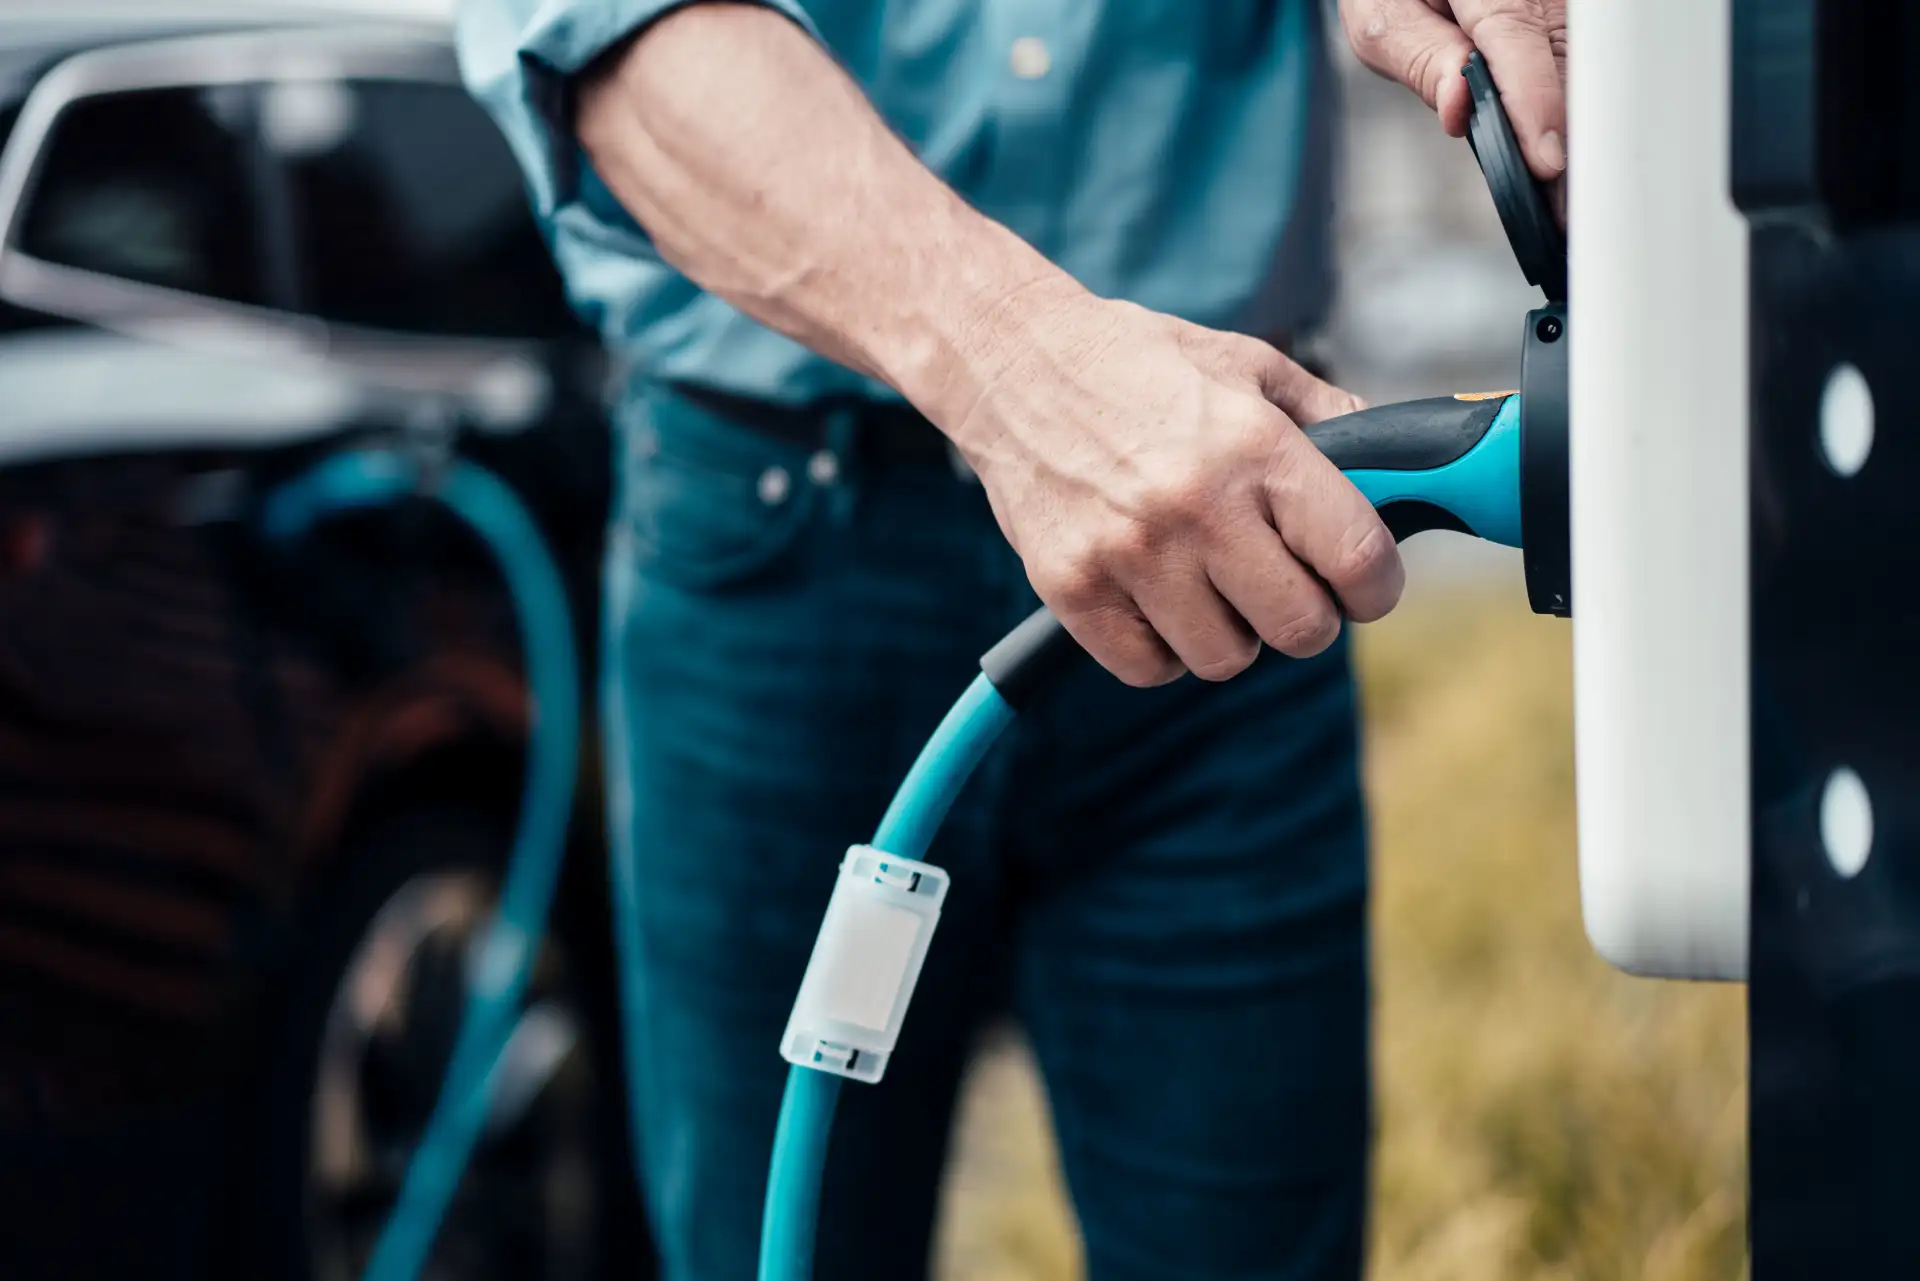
[617,389,818,592]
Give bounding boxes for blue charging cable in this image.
[759,673,1017,1281]
[261,449,581,1281]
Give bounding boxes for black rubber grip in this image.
[978,606,1083,712]
[1302,394,1507,472]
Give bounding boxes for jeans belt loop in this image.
[823,405,859,524]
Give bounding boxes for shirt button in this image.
[806,450,840,486]
[757,465,791,506]
[1008,36,1051,80]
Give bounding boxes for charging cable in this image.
[261,449,581,1281]
[757,614,1069,1281]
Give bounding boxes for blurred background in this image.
[0,2,1744,1279]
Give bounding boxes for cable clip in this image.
[780,846,949,1084]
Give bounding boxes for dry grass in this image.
[933,586,1748,1281]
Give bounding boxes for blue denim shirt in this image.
[457,0,1337,406]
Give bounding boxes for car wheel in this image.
[250,806,615,1281]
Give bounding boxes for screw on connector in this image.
[1535,314,1564,344]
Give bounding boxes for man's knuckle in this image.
[1267,605,1341,657]
[1116,659,1178,690]
[1108,630,1183,688]
[1085,517,1155,575]
[1219,400,1282,461]
[1403,42,1443,95]
[1135,470,1214,535]
[1034,559,1105,613]
[1191,639,1260,683]
[1263,427,1319,498]
[1341,1,1387,51]
[1166,469,1219,518]
[1333,521,1397,588]
[1231,333,1281,366]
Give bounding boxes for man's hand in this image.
[1340,0,1567,206]
[580,3,1404,687]
[937,284,1404,687]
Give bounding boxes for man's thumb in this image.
[1344,0,1476,122]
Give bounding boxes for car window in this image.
[14,86,265,306]
[261,77,579,341]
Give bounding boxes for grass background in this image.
[931,584,1749,1281]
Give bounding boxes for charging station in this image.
[1577,0,1918,1272]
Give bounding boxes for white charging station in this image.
[1568,0,1751,982]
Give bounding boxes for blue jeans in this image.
[601,385,1371,1281]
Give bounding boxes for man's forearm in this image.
[576,2,1071,423]
[574,2,1405,686]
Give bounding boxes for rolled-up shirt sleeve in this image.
[455,0,822,225]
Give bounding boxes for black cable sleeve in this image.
[977,606,1083,712]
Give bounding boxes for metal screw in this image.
[1535,314,1563,344]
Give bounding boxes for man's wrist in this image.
[870,209,1086,434]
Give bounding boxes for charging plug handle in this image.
[981,387,1551,707]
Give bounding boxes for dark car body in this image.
[0,6,638,1279]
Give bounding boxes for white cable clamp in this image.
[780,846,949,1084]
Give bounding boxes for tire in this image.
[238,804,631,1281]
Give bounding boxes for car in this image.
[0,6,648,1280]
